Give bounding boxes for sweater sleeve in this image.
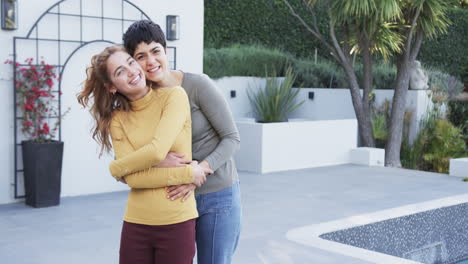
[109,114,194,188]
[195,74,240,171]
[109,87,190,177]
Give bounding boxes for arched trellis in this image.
[13,0,177,198]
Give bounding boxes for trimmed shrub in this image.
[203,45,294,78]
[204,45,345,87]
[426,67,464,100]
[293,58,346,88]
[204,45,462,93]
[353,63,397,90]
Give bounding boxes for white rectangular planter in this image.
[350,147,385,167]
[449,158,468,178]
[234,119,358,173]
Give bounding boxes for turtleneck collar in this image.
[130,88,154,111]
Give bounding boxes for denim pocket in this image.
[198,186,233,214]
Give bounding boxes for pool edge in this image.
[286,193,468,264]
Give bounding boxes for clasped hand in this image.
[118,152,213,201]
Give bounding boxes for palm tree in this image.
[282,0,453,166]
[282,0,402,148]
[385,0,452,167]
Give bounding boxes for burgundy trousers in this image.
[119,219,196,264]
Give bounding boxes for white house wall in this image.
[214,77,433,143]
[0,0,204,205]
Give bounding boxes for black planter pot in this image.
[22,140,64,208]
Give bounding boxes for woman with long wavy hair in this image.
[77,45,212,264]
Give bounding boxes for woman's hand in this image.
[166,184,197,202]
[154,152,192,168]
[199,160,212,170]
[191,161,212,187]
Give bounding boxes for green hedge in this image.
[418,9,468,78]
[204,0,328,58]
[205,1,468,77]
[204,45,344,87]
[203,44,294,78]
[204,45,461,91]
[204,45,400,89]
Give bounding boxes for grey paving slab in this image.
[1,164,467,264]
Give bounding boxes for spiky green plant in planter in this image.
[372,114,387,148]
[248,67,304,123]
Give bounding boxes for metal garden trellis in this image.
[12,0,177,198]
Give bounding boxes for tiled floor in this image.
[1,164,467,264]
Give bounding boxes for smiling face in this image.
[133,41,170,84]
[106,51,147,101]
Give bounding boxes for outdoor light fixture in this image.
[166,15,179,41]
[230,90,236,98]
[1,0,17,30]
[308,91,315,100]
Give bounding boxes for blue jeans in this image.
[195,182,242,264]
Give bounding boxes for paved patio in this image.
[1,164,467,264]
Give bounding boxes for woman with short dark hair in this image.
[120,20,242,264]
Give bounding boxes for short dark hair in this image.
[123,20,167,56]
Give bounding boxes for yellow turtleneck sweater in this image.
[109,86,197,225]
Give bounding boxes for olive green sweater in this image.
[181,73,240,194]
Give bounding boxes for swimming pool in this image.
[287,194,468,264]
[320,202,468,263]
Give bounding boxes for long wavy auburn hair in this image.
[77,45,132,156]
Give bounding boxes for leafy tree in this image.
[281,0,453,166]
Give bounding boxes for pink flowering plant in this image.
[5,57,67,142]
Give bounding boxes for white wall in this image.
[214,77,433,143]
[214,76,267,119]
[290,88,432,143]
[0,0,204,204]
[235,119,358,173]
